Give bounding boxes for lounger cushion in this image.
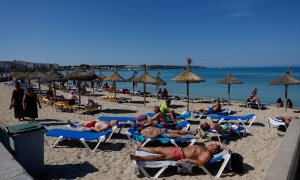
[45,129,111,140]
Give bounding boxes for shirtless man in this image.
[68,119,118,132]
[200,122,238,134]
[193,99,222,114]
[137,125,200,139]
[247,89,260,105]
[130,142,231,166]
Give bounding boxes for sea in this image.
[76,67,300,108]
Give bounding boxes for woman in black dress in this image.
[10,82,24,120]
[24,87,42,121]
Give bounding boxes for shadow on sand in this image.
[39,161,98,180]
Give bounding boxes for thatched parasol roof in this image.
[65,67,97,81]
[217,71,243,85]
[269,70,300,85]
[172,58,205,111]
[172,58,205,83]
[104,71,126,82]
[43,69,64,81]
[27,67,46,80]
[153,72,167,86]
[127,71,139,82]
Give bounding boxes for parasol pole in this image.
[114,81,117,100]
[187,82,190,111]
[228,83,231,103]
[285,84,288,112]
[78,80,81,105]
[144,83,146,106]
[38,79,41,94]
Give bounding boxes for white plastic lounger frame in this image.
[44,126,117,154]
[133,150,231,179]
[267,118,287,130]
[207,115,256,129]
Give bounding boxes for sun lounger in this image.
[133,149,231,178]
[207,114,256,128]
[267,117,287,130]
[127,121,194,147]
[246,102,267,110]
[192,108,231,119]
[147,111,191,122]
[44,126,116,153]
[202,123,246,143]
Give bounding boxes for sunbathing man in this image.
[193,99,222,114]
[200,122,239,134]
[275,116,299,126]
[137,125,200,139]
[68,120,118,132]
[130,142,231,166]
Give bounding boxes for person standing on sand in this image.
[23,87,42,121]
[10,82,25,121]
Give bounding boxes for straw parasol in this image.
[269,68,300,111]
[103,65,126,100]
[217,71,243,103]
[136,64,158,105]
[42,69,64,96]
[27,67,46,94]
[65,66,97,104]
[127,71,139,93]
[172,58,205,111]
[154,72,167,91]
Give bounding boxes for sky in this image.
[0,0,299,67]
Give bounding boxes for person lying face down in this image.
[136,125,200,139]
[68,119,118,132]
[193,99,222,114]
[199,122,238,134]
[130,142,231,166]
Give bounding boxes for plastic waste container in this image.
[4,122,46,176]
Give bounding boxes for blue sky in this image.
[0,0,299,67]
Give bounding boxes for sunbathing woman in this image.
[247,89,260,105]
[68,119,118,132]
[130,142,231,165]
[137,125,200,139]
[193,99,221,114]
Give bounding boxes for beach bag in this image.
[231,153,244,174]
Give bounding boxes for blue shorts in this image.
[207,107,215,114]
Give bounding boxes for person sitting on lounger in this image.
[68,119,118,132]
[275,116,299,126]
[136,125,200,139]
[137,106,167,127]
[193,99,222,114]
[160,99,177,124]
[130,142,231,165]
[247,88,260,105]
[276,98,283,108]
[199,122,239,134]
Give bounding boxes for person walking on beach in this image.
[10,82,25,121]
[23,87,42,121]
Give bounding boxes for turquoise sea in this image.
[92,67,300,107]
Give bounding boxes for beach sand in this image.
[0,82,298,180]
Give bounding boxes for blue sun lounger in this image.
[146,111,191,122]
[207,114,257,128]
[202,123,246,143]
[127,121,195,147]
[133,149,231,178]
[44,127,116,153]
[192,108,231,119]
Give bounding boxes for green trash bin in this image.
[5,122,46,176]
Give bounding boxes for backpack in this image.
[230,153,244,174]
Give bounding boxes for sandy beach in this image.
[0,82,299,180]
